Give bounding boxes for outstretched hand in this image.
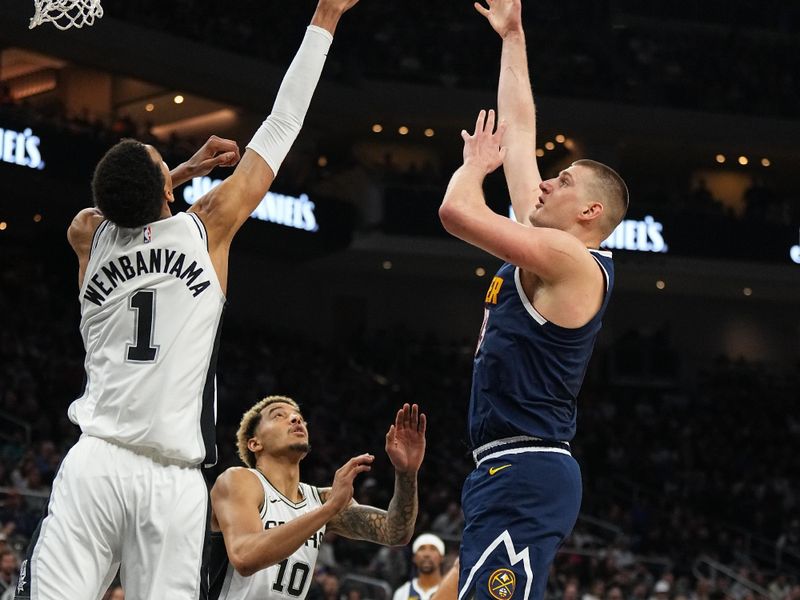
[461,109,507,175]
[474,0,522,38]
[186,135,241,178]
[385,403,427,474]
[327,453,375,513]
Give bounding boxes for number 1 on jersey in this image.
[127,289,159,362]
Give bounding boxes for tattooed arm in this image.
[319,469,418,545]
[321,403,427,546]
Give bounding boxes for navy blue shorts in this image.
[458,441,582,600]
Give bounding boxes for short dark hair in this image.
[92,139,164,228]
[573,159,629,237]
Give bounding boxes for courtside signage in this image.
[0,126,44,170]
[601,215,666,253]
[183,176,319,232]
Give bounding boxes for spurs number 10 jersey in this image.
[209,470,325,600]
[69,212,225,466]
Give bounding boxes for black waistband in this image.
[472,436,571,464]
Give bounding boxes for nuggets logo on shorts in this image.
[488,568,516,600]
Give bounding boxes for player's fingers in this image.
[395,406,405,430]
[386,424,395,441]
[475,110,486,135]
[411,404,419,429]
[402,403,412,429]
[210,136,239,153]
[461,129,470,143]
[499,146,508,163]
[342,453,374,471]
[419,412,427,434]
[351,464,372,477]
[474,2,490,17]
[485,109,497,135]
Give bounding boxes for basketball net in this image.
[30,0,103,30]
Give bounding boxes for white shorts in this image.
[17,435,209,600]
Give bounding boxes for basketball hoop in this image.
[29,0,103,30]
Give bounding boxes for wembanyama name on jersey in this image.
[83,245,212,306]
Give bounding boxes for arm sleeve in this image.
[246,25,334,175]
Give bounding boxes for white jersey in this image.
[210,470,325,600]
[68,212,225,465]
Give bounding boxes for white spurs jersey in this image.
[68,212,225,465]
[210,470,326,600]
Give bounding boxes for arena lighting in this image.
[656,280,666,290]
[545,141,555,150]
[173,95,184,104]
[790,245,800,264]
[398,126,409,135]
[33,214,42,223]
[0,125,44,170]
[475,267,486,277]
[761,158,771,167]
[535,149,544,157]
[0,222,7,231]
[424,128,435,138]
[382,260,393,270]
[743,287,753,296]
[715,154,726,164]
[372,124,383,133]
[145,103,155,112]
[738,156,748,166]
[555,134,566,143]
[317,156,328,167]
[184,176,319,232]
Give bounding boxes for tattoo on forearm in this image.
[329,473,418,545]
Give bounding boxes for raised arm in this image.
[439,110,587,282]
[211,455,372,577]
[476,0,541,223]
[188,0,359,251]
[324,404,426,546]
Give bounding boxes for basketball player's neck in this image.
[256,456,303,502]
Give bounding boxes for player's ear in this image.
[580,201,603,222]
[248,438,262,453]
[164,183,175,204]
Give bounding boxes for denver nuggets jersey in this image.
[69,212,225,466]
[469,250,613,447]
[209,470,325,600]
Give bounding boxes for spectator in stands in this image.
[0,550,18,599]
[392,534,445,600]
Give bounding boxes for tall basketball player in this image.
[436,1,629,599]
[208,399,425,600]
[15,1,362,599]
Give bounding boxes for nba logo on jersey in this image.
[143,225,153,243]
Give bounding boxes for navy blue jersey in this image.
[468,250,613,448]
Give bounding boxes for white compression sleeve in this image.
[246,25,333,175]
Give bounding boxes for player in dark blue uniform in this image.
[436,2,629,599]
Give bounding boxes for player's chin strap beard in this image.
[288,442,311,454]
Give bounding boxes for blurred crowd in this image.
[101,0,800,118]
[1,248,798,599]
